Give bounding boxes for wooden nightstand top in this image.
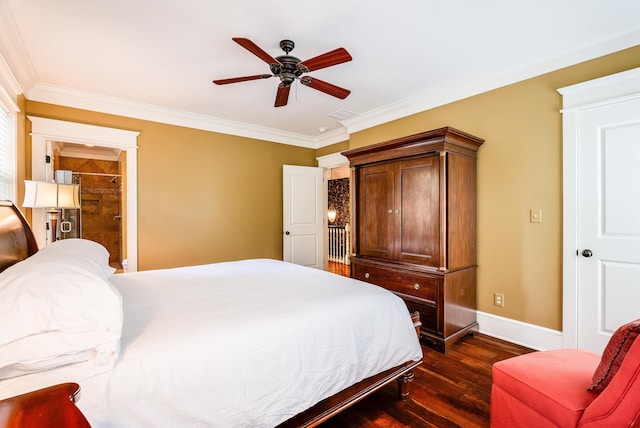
[0,383,90,427]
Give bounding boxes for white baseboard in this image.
[477,311,564,351]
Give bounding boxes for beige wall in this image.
[316,140,349,157]
[23,102,317,270]
[347,45,640,331]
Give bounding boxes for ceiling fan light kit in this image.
[213,38,352,107]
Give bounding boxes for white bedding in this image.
[0,258,422,427]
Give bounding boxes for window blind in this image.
[0,105,14,202]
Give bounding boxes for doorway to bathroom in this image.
[53,142,125,270]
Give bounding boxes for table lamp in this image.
[23,180,80,243]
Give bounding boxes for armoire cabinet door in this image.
[358,155,441,267]
[358,163,395,259]
[396,155,441,267]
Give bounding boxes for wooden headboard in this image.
[0,201,39,273]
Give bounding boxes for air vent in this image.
[328,109,358,120]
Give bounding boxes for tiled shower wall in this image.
[57,156,122,267]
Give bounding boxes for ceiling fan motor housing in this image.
[272,40,303,87]
[272,55,302,86]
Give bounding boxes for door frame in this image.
[28,116,140,271]
[559,67,640,348]
[317,152,350,268]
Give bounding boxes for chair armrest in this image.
[579,338,640,427]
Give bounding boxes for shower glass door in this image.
[59,207,81,239]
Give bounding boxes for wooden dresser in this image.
[343,127,484,353]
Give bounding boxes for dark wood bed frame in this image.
[0,201,422,428]
[0,201,39,273]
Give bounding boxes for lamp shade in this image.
[22,180,58,208]
[23,181,81,209]
[56,183,80,208]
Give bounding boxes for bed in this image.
[0,201,423,427]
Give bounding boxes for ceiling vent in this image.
[328,109,358,120]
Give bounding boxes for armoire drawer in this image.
[353,263,438,302]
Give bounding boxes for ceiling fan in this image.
[213,38,352,107]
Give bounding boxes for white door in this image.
[576,98,640,353]
[283,165,324,268]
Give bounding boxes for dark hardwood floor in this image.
[328,261,351,277]
[318,333,534,428]
[323,260,533,427]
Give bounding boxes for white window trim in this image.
[0,52,20,203]
[0,103,16,202]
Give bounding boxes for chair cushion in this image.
[492,349,600,427]
[588,319,640,393]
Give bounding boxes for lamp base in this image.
[47,209,59,243]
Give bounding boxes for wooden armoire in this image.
[343,127,484,353]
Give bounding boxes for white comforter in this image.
[0,259,422,427]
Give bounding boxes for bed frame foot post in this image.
[411,311,421,339]
[397,370,415,401]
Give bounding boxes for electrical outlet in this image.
[494,293,505,307]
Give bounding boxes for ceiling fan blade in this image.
[298,48,352,72]
[300,77,350,99]
[232,37,281,65]
[213,74,272,85]
[274,84,291,107]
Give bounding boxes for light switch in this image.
[530,208,542,223]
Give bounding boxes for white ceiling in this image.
[1,0,640,148]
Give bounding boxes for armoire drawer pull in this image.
[364,272,370,279]
[414,283,420,290]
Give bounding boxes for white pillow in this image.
[0,240,123,380]
[37,238,117,278]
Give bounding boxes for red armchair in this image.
[491,321,640,427]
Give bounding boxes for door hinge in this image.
[45,155,51,163]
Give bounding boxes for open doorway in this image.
[327,165,350,277]
[53,142,125,270]
[29,116,139,271]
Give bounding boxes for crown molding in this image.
[28,83,350,149]
[343,15,640,134]
[0,1,38,93]
[316,152,348,168]
[313,127,349,148]
[55,141,122,162]
[0,51,20,112]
